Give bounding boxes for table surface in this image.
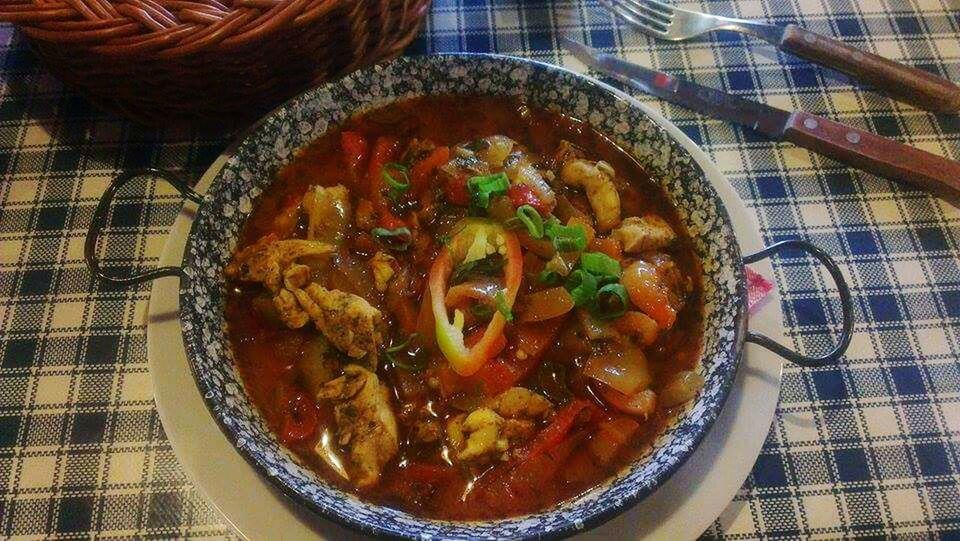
[1,0,958,539]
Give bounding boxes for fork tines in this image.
[599,0,676,35]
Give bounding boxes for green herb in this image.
[467,172,510,209]
[544,217,587,253]
[469,303,495,320]
[451,253,504,283]
[372,227,412,251]
[515,205,544,238]
[565,269,598,307]
[382,162,410,200]
[385,333,425,371]
[494,290,514,322]
[580,251,621,278]
[538,269,563,286]
[594,283,628,319]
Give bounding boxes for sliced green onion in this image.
[515,205,544,239]
[538,269,563,286]
[385,333,424,371]
[372,226,412,251]
[580,251,621,278]
[467,172,510,209]
[385,333,417,354]
[595,283,628,319]
[494,290,514,322]
[565,269,598,307]
[382,163,410,199]
[545,218,587,253]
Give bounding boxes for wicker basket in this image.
[0,0,431,128]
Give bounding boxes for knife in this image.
[561,37,960,204]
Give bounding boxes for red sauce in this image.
[225,96,703,520]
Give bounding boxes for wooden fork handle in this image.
[783,111,960,204]
[779,25,960,113]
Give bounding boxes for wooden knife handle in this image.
[779,25,960,113]
[784,111,960,204]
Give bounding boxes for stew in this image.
[224,95,704,520]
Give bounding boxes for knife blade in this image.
[561,37,960,204]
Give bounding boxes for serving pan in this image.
[85,54,853,539]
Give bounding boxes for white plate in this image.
[147,86,785,541]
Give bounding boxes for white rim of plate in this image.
[146,73,786,541]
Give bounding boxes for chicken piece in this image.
[448,408,507,462]
[303,185,352,244]
[486,387,552,419]
[612,215,676,253]
[226,238,334,292]
[447,388,553,463]
[560,159,621,232]
[317,365,399,488]
[283,263,311,290]
[503,149,557,211]
[293,283,384,367]
[368,251,397,292]
[272,288,309,329]
[551,140,585,169]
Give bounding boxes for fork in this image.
[598,0,960,113]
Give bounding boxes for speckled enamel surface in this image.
[178,54,746,539]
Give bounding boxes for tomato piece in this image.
[277,387,319,444]
[507,183,550,215]
[443,174,470,206]
[588,236,623,261]
[340,131,369,180]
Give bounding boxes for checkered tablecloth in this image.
[1,0,958,538]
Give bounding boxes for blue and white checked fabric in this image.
[1,0,958,538]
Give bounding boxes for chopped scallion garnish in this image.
[595,283,628,319]
[515,205,544,239]
[538,269,563,286]
[544,217,587,253]
[385,333,424,371]
[467,172,510,209]
[565,269,598,307]
[382,162,410,200]
[580,251,621,278]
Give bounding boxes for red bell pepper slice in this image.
[340,131,369,181]
[428,220,523,376]
[522,399,592,460]
[410,146,450,195]
[366,136,406,229]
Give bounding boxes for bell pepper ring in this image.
[428,220,523,376]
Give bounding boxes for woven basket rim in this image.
[0,0,397,57]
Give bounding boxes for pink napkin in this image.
[745,267,774,314]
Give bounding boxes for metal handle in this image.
[85,168,202,287]
[744,239,854,367]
